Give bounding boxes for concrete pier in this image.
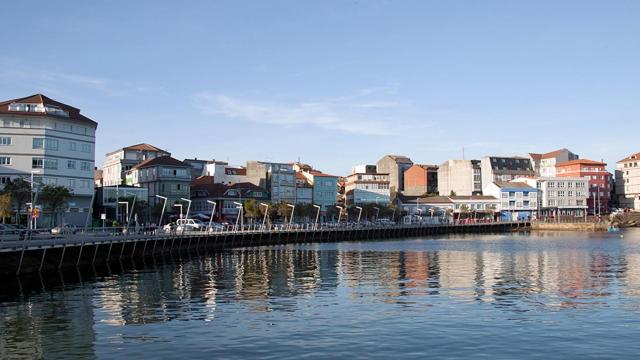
[0,221,528,276]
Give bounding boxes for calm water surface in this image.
[3,230,640,359]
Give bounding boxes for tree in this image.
[459,204,470,223]
[39,185,72,227]
[243,199,262,224]
[0,193,13,223]
[3,178,31,224]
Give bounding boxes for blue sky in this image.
[1,0,639,174]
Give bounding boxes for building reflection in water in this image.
[3,233,640,357]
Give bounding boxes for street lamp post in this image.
[233,201,243,232]
[260,203,269,231]
[118,201,129,230]
[355,206,363,225]
[29,170,40,229]
[180,198,192,220]
[374,207,380,222]
[313,204,321,229]
[287,203,295,229]
[155,195,168,228]
[174,204,183,219]
[336,205,344,225]
[207,200,217,232]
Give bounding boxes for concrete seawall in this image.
[531,222,608,232]
[0,222,528,276]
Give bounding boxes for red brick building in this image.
[403,164,439,196]
[556,159,611,214]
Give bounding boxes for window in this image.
[0,137,11,145]
[80,162,91,171]
[80,180,90,189]
[32,158,58,169]
[68,141,77,151]
[0,157,11,165]
[42,177,57,185]
[0,176,10,184]
[68,179,76,188]
[67,160,76,169]
[81,143,92,153]
[32,138,58,150]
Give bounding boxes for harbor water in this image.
[2,230,640,359]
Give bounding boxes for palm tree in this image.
[459,204,470,224]
[243,199,262,224]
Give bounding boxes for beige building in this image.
[616,152,640,210]
[437,159,482,196]
[376,155,413,196]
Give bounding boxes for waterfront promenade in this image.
[0,221,529,276]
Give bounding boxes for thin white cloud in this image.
[193,90,426,135]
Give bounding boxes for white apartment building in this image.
[437,159,482,196]
[205,161,247,185]
[344,172,391,205]
[616,152,640,210]
[0,94,97,225]
[516,177,588,218]
[102,143,170,186]
[538,148,579,177]
[483,181,538,221]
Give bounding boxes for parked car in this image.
[176,219,206,232]
[51,224,78,235]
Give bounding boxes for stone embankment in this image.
[531,222,609,232]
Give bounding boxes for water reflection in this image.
[3,231,640,358]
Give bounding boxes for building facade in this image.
[403,164,438,196]
[0,94,97,225]
[246,161,296,203]
[437,159,482,196]
[538,148,579,178]
[126,156,192,210]
[556,159,610,214]
[516,177,588,218]
[616,152,640,210]
[205,161,247,185]
[376,155,413,196]
[483,181,539,221]
[190,179,269,223]
[102,143,170,186]
[183,158,214,180]
[344,172,391,206]
[480,156,535,191]
[295,172,313,204]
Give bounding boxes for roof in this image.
[131,156,189,170]
[528,153,542,161]
[123,143,169,153]
[192,181,268,199]
[493,181,537,189]
[192,175,214,186]
[0,94,97,127]
[541,148,570,159]
[449,196,499,201]
[556,159,606,167]
[385,155,413,164]
[617,152,640,163]
[408,164,439,171]
[487,156,533,172]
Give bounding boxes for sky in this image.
[1,0,639,174]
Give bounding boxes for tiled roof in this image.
[617,152,640,163]
[541,148,569,159]
[192,176,214,186]
[124,143,169,153]
[528,153,542,161]
[386,155,413,164]
[556,159,606,167]
[449,196,499,201]
[0,94,97,127]
[131,156,189,170]
[493,181,536,189]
